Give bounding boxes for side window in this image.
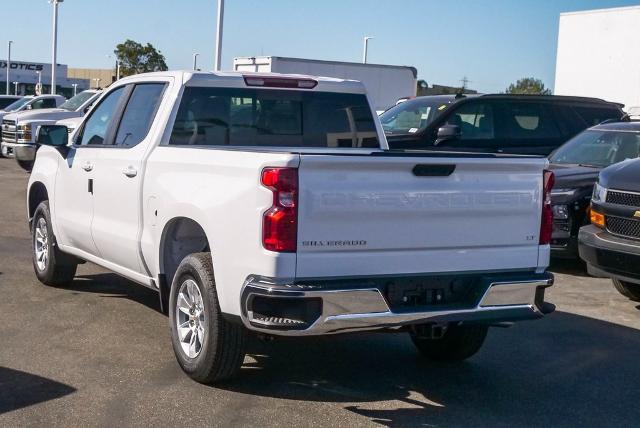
[31,98,57,109]
[504,103,560,139]
[552,104,586,137]
[77,87,126,146]
[114,84,166,147]
[573,106,621,127]
[447,102,495,140]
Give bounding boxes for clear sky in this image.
[3,0,640,93]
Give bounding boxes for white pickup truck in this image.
[1,90,100,162]
[19,71,555,384]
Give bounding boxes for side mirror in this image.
[36,125,70,157]
[435,125,461,145]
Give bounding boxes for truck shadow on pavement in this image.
[0,367,76,414]
[65,273,162,313]
[52,271,640,426]
[225,312,640,427]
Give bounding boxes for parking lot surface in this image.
[1,159,639,427]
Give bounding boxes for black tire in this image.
[410,324,488,362]
[32,201,77,286]
[169,252,247,384]
[16,159,34,172]
[612,279,640,302]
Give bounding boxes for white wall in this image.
[555,6,640,109]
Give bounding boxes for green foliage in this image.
[114,39,168,77]
[505,78,552,95]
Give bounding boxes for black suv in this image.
[380,94,624,155]
[579,157,640,302]
[549,120,640,258]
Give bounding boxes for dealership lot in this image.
[1,159,639,427]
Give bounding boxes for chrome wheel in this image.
[175,279,206,358]
[34,217,49,271]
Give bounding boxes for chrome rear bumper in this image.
[240,273,554,336]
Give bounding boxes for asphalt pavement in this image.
[1,158,639,427]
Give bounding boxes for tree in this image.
[114,39,168,77]
[505,77,552,95]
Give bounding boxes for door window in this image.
[551,104,586,137]
[31,98,57,109]
[77,87,126,146]
[504,103,560,140]
[446,102,495,140]
[114,84,166,147]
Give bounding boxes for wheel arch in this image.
[28,181,49,223]
[157,216,212,312]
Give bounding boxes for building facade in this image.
[0,59,113,98]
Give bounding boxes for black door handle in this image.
[412,164,456,177]
[88,178,93,194]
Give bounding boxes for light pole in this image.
[214,0,224,71]
[13,81,19,95]
[107,54,120,81]
[362,36,373,64]
[50,0,64,95]
[35,70,43,95]
[6,40,12,95]
[193,53,200,71]
[71,83,77,96]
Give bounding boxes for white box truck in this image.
[554,5,640,110]
[233,56,417,113]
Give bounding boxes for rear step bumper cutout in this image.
[239,272,554,336]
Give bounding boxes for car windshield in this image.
[550,129,640,167]
[60,91,95,111]
[3,97,31,112]
[379,98,455,135]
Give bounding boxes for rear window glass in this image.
[572,106,621,126]
[169,87,379,148]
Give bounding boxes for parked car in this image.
[380,94,624,155]
[548,120,640,257]
[0,95,23,110]
[18,70,554,384]
[579,156,640,301]
[0,94,66,157]
[1,90,100,161]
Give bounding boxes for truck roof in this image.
[117,70,368,94]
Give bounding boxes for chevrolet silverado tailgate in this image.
[296,154,548,278]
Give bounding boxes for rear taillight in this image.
[540,169,555,245]
[261,167,298,252]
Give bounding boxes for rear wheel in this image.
[612,279,640,302]
[32,201,77,286]
[169,252,247,384]
[410,324,488,362]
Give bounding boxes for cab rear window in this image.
[169,87,379,148]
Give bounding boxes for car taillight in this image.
[540,169,555,245]
[261,167,298,252]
